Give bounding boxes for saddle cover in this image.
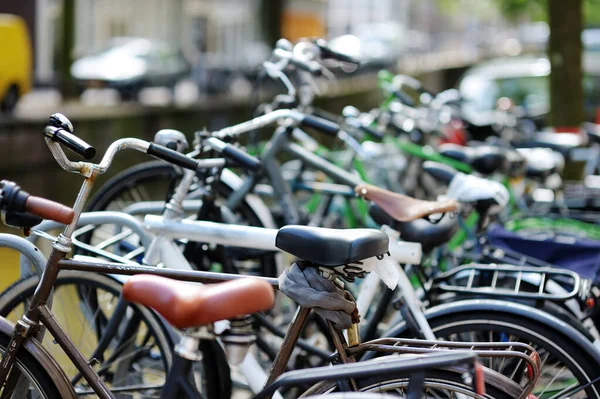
[445,172,510,208]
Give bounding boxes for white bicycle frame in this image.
[130,167,429,394]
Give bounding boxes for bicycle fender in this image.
[0,233,48,280]
[0,317,77,398]
[382,298,600,364]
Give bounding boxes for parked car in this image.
[458,55,600,138]
[583,28,600,52]
[0,14,32,113]
[71,37,190,100]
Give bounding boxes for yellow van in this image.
[0,14,32,113]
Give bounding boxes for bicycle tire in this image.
[424,310,600,398]
[0,271,231,399]
[0,326,65,398]
[301,366,517,399]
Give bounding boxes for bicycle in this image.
[8,114,597,398]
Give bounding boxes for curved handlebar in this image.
[213,109,304,138]
[45,132,226,178]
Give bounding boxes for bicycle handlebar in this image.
[0,180,74,225]
[206,138,262,172]
[25,196,75,225]
[272,48,322,76]
[44,120,226,177]
[300,114,341,137]
[44,126,96,160]
[147,143,201,170]
[314,38,361,66]
[212,109,343,142]
[358,123,384,140]
[213,109,303,138]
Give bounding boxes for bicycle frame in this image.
[0,253,541,399]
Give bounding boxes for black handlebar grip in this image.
[393,90,415,107]
[360,124,384,140]
[422,161,458,185]
[315,39,360,65]
[301,115,340,137]
[221,144,262,172]
[147,143,199,171]
[3,211,43,229]
[53,129,96,159]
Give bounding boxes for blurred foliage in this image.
[437,0,600,25]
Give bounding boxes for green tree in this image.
[440,0,600,126]
[547,0,583,127]
[498,0,584,127]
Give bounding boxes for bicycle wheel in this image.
[0,271,230,399]
[0,327,65,398]
[302,366,516,399]
[87,160,181,213]
[425,310,600,399]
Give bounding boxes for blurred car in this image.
[71,37,190,99]
[0,14,32,113]
[458,55,600,137]
[583,28,600,52]
[517,22,549,52]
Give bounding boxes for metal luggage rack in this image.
[430,263,585,302]
[71,223,147,265]
[347,337,540,399]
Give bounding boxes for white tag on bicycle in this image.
[372,256,400,290]
[446,172,510,208]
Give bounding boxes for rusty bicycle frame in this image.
[0,252,540,399]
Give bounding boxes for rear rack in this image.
[349,337,540,399]
[431,263,584,302]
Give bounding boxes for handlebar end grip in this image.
[53,129,96,160]
[301,115,340,137]
[393,90,415,107]
[81,147,96,160]
[147,143,199,171]
[221,144,262,172]
[360,124,385,140]
[25,196,75,225]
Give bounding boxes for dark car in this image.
[458,54,600,138]
[71,37,190,100]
